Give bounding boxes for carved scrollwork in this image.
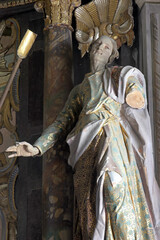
[0,166,19,240]
[0,18,20,172]
[0,0,37,9]
[0,18,20,240]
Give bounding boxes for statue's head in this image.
[90,35,119,65]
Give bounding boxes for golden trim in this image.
[0,0,37,9]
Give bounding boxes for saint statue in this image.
[6,35,160,239]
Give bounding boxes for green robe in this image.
[34,66,157,239]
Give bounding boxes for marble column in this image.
[35,1,81,239]
[43,25,73,240]
[136,0,160,184]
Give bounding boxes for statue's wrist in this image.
[33,146,41,156]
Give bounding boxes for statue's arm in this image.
[125,76,145,109]
[34,84,82,155]
[6,85,82,157]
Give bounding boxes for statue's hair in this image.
[108,37,119,64]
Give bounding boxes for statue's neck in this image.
[90,58,109,73]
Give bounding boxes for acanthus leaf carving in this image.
[34,0,81,28]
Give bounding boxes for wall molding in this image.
[135,0,160,9]
[151,13,160,183]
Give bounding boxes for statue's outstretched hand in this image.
[6,141,40,158]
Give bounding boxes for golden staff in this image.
[0,29,37,110]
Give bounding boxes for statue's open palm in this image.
[6,142,39,158]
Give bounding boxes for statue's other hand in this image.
[6,141,40,158]
[126,91,145,109]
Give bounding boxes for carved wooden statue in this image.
[6,0,160,239]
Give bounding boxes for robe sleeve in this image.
[103,66,146,107]
[33,84,83,155]
[126,76,145,98]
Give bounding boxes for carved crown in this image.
[75,0,134,57]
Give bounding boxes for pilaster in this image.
[138,2,160,184]
[135,0,160,9]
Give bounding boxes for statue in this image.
[6,35,160,239]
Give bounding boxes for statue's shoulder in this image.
[111,66,123,80]
[110,66,124,87]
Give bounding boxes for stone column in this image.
[35,1,81,239]
[136,0,160,184]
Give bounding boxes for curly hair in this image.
[107,37,119,64]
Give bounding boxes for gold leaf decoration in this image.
[75,0,134,57]
[0,0,37,9]
[35,0,81,28]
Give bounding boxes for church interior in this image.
[0,0,160,239]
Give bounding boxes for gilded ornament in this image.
[34,0,44,13]
[34,0,81,28]
[75,0,134,57]
[0,0,37,9]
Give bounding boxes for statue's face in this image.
[90,36,113,64]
